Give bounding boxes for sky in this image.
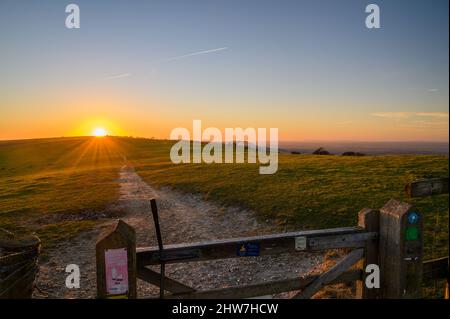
[0,0,448,141]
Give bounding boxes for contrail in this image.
[159,47,228,63]
[103,47,228,80]
[104,73,131,80]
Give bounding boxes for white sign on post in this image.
[295,236,307,251]
[105,248,129,296]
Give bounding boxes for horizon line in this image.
[0,135,449,144]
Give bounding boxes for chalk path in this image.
[34,165,323,298]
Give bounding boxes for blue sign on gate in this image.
[237,242,260,257]
[407,211,419,224]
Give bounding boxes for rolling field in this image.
[0,136,448,261]
[0,137,124,246]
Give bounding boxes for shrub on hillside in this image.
[313,147,332,155]
[342,151,366,156]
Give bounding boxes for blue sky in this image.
[0,0,448,141]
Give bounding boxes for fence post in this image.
[379,199,423,298]
[355,208,379,299]
[96,220,137,299]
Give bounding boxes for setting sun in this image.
[92,127,107,137]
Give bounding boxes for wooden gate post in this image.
[379,199,423,298]
[96,220,137,299]
[356,208,379,299]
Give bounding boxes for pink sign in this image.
[105,248,129,296]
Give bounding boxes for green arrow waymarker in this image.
[405,226,418,241]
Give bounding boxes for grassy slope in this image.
[0,137,124,247]
[119,138,449,260]
[123,138,448,298]
[1,136,448,261]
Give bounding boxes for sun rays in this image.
[92,127,108,137]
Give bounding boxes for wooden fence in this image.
[405,177,449,298]
[0,231,41,299]
[1,179,447,299]
[95,177,448,299]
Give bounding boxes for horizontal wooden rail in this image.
[160,269,361,299]
[405,178,449,198]
[137,266,196,295]
[137,227,377,266]
[0,236,40,252]
[294,249,364,299]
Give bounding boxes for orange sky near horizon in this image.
[1,106,448,142]
[1,1,448,142]
[0,82,448,142]
[0,88,448,142]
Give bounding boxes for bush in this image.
[313,147,332,155]
[342,151,365,156]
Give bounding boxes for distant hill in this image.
[279,141,449,155]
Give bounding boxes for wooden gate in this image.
[96,178,448,299]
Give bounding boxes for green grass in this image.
[1,136,448,262]
[128,144,448,260]
[0,137,124,247]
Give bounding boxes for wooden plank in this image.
[308,232,376,250]
[136,266,196,295]
[96,220,137,299]
[379,199,423,298]
[0,249,38,267]
[0,261,37,297]
[355,208,380,299]
[405,178,449,197]
[422,256,448,281]
[162,269,361,299]
[293,248,364,299]
[0,235,41,251]
[0,260,31,279]
[1,265,37,299]
[137,227,373,266]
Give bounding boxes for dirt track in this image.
[34,165,323,299]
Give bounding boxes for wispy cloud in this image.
[371,112,449,119]
[407,87,439,92]
[103,73,132,80]
[158,47,228,63]
[416,112,449,118]
[371,112,410,119]
[395,120,449,130]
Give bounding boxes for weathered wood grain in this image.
[161,269,361,299]
[379,199,423,298]
[405,178,449,197]
[137,227,374,266]
[293,249,364,299]
[0,235,40,251]
[355,208,380,299]
[0,261,38,298]
[96,220,137,299]
[137,266,196,294]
